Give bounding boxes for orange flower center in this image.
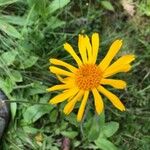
[75,64,102,90]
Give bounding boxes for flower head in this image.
[47,33,135,121]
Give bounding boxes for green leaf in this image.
[0,0,19,6]
[0,82,16,119]
[50,109,58,122]
[23,126,39,134]
[26,82,47,96]
[99,111,105,128]
[19,55,38,69]
[10,102,17,120]
[61,131,78,139]
[23,105,53,124]
[0,77,15,95]
[102,121,119,137]
[48,0,70,14]
[65,113,78,127]
[88,115,101,141]
[0,51,17,67]
[0,15,32,26]
[95,138,118,150]
[0,20,21,38]
[10,70,22,82]
[101,1,114,11]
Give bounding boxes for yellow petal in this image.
[56,75,66,83]
[49,87,79,104]
[112,55,135,66]
[64,43,82,66]
[100,79,127,89]
[77,91,89,121]
[84,35,92,63]
[91,33,99,64]
[99,39,123,71]
[50,66,73,77]
[63,90,84,115]
[98,85,125,111]
[78,34,88,63]
[103,64,132,78]
[104,55,135,76]
[92,88,104,114]
[56,76,74,85]
[50,59,77,73]
[47,84,72,92]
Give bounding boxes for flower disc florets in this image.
[75,64,102,90]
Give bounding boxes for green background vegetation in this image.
[0,0,150,149]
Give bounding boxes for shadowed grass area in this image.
[0,0,150,150]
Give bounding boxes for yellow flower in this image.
[47,33,135,121]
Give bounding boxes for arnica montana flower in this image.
[47,33,135,121]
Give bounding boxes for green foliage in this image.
[100,1,115,11]
[0,15,28,26]
[0,77,15,95]
[10,70,23,82]
[10,101,17,120]
[0,51,17,67]
[82,113,119,149]
[138,0,150,16]
[95,138,118,150]
[94,121,119,150]
[23,104,53,124]
[0,0,19,6]
[19,55,38,69]
[88,119,100,140]
[87,114,104,141]
[61,131,78,139]
[48,0,70,13]
[0,0,150,150]
[101,122,119,138]
[0,20,21,38]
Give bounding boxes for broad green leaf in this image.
[50,147,59,150]
[48,0,70,14]
[10,102,17,120]
[0,81,16,119]
[61,131,78,139]
[19,55,38,69]
[101,1,114,11]
[0,0,19,6]
[23,126,39,134]
[0,15,32,26]
[50,109,58,122]
[99,111,105,128]
[65,113,78,127]
[73,141,81,148]
[23,105,53,124]
[26,82,47,96]
[0,20,21,38]
[88,115,101,141]
[0,51,17,67]
[95,138,118,150]
[102,121,119,137]
[10,70,22,82]
[0,77,15,95]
